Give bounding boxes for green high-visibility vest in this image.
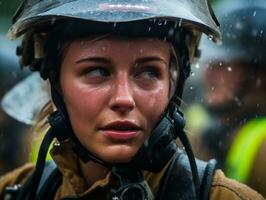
[29,128,52,162]
[226,118,266,183]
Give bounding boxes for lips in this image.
[100,121,141,141]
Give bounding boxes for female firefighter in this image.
[0,0,264,199]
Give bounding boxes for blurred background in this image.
[182,0,266,196]
[0,0,31,175]
[1,0,266,197]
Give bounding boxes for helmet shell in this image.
[9,0,220,42]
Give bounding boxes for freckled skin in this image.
[60,36,171,163]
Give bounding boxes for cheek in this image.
[135,83,169,126]
[66,88,100,111]
[61,79,110,126]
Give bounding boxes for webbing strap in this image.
[226,118,266,182]
[37,161,62,200]
[37,160,57,195]
[156,150,217,200]
[15,160,60,200]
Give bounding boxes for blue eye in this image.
[86,67,110,77]
[142,70,158,79]
[137,68,160,80]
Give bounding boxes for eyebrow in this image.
[75,56,168,65]
[75,57,111,64]
[135,56,168,65]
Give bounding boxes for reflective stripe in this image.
[29,129,52,162]
[226,118,266,183]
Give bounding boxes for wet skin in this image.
[60,36,171,164]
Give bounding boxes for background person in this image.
[197,0,266,196]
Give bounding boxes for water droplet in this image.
[174,21,178,28]
[256,78,262,87]
[235,22,243,30]
[208,35,214,41]
[253,10,257,16]
[252,29,258,37]
[194,63,200,69]
[179,18,183,27]
[50,17,56,25]
[54,141,60,146]
[218,141,223,147]
[168,28,175,37]
[260,30,264,37]
[234,97,241,107]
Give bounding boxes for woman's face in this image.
[60,36,171,163]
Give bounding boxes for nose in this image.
[109,75,135,113]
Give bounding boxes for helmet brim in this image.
[9,0,221,42]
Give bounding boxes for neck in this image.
[79,160,110,186]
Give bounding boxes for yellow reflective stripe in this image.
[226,118,266,183]
[29,129,52,162]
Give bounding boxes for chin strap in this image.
[48,109,108,165]
[173,112,200,200]
[132,110,200,200]
[16,128,54,200]
[131,113,179,172]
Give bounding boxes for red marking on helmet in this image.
[99,3,158,13]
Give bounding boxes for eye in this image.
[135,66,160,80]
[86,67,110,78]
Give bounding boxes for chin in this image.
[104,155,132,164]
[99,145,138,164]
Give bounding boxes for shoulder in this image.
[0,163,35,198]
[210,169,265,200]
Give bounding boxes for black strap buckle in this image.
[111,166,154,200]
[111,182,152,200]
[4,185,21,200]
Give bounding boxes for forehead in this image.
[67,35,170,56]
